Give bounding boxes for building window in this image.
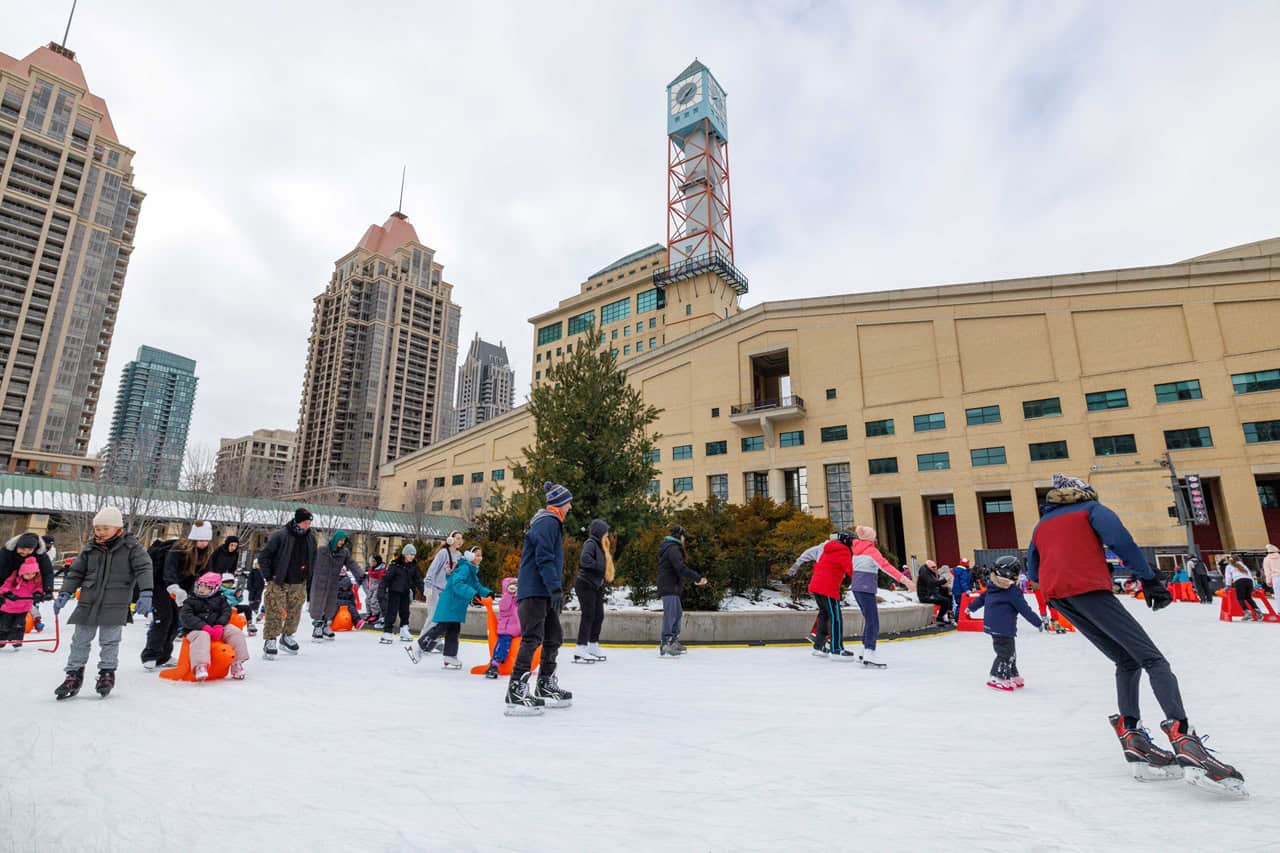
[611,329,618,340]
[430,500,443,511]
[705,440,727,456]
[745,471,769,498]
[983,498,1014,514]
[868,457,899,475]
[1244,420,1280,444]
[567,310,594,335]
[433,477,445,488]
[1260,482,1280,509]
[824,463,853,529]
[645,449,660,464]
[711,407,720,418]
[673,477,694,493]
[1029,440,1069,461]
[470,497,484,509]
[623,326,631,337]
[649,318,657,329]
[865,418,894,437]
[825,388,837,400]
[555,347,562,356]
[1232,369,1280,395]
[535,371,540,381]
[820,425,848,443]
[1023,397,1062,419]
[965,405,1001,425]
[913,412,946,432]
[637,288,663,313]
[610,348,619,357]
[1164,427,1213,449]
[449,499,462,510]
[536,353,541,362]
[917,452,951,471]
[672,444,693,460]
[536,322,562,345]
[1085,389,1129,411]
[451,474,464,485]
[708,473,729,502]
[1094,434,1137,456]
[649,337,657,349]
[779,430,804,447]
[970,446,1006,467]
[647,479,660,494]
[636,341,643,352]
[1154,379,1202,403]
[601,296,631,325]
[471,472,484,483]
[933,499,956,516]
[623,344,630,355]
[685,304,692,315]
[741,436,764,452]
[491,469,505,481]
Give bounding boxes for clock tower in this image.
[655,60,747,296]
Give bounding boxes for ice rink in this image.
[0,596,1271,852]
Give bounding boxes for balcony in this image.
[730,395,806,424]
[652,249,749,295]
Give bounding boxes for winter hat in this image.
[195,571,221,590]
[93,505,124,528]
[669,525,687,539]
[401,544,417,557]
[18,556,39,577]
[543,481,573,508]
[1047,473,1097,505]
[15,532,40,551]
[188,521,213,542]
[224,535,240,546]
[958,559,970,568]
[294,507,313,524]
[40,534,54,546]
[1051,473,1090,491]
[221,573,236,585]
[329,530,349,552]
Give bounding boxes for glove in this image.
[1142,577,1172,611]
[53,592,71,615]
[549,591,564,612]
[204,624,224,643]
[0,592,13,602]
[785,564,799,578]
[32,590,45,604]
[167,584,187,607]
[135,590,153,617]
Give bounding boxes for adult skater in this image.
[657,526,707,657]
[1264,545,1280,596]
[422,531,462,640]
[308,530,363,641]
[0,532,54,602]
[1186,553,1212,604]
[256,508,317,660]
[847,525,915,667]
[505,482,575,716]
[1027,473,1245,795]
[141,521,214,670]
[1223,557,1262,621]
[573,518,610,664]
[809,530,858,660]
[915,560,952,624]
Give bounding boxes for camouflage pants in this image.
[263,582,306,639]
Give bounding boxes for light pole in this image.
[1160,450,1202,563]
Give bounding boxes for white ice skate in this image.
[379,633,394,645]
[572,646,597,664]
[586,643,607,662]
[442,657,462,670]
[859,649,887,669]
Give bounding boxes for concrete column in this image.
[768,468,786,503]
[953,491,983,562]
[1011,482,1042,550]
[901,493,929,565]
[1217,466,1268,550]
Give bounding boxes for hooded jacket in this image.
[0,533,53,598]
[431,554,492,624]
[309,531,363,620]
[425,545,459,592]
[63,533,153,626]
[1027,499,1150,601]
[209,540,240,576]
[0,565,42,614]
[966,582,1042,638]
[916,564,948,601]
[257,521,318,586]
[496,576,520,635]
[657,536,701,598]
[517,509,565,600]
[850,539,908,594]
[809,540,852,599]
[383,557,420,595]
[1263,550,1280,587]
[179,588,232,634]
[577,519,610,590]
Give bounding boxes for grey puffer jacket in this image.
[63,534,152,626]
[308,545,363,621]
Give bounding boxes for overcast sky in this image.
[9,1,1280,459]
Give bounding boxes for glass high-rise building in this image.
[103,346,197,489]
[455,334,514,433]
[0,42,144,479]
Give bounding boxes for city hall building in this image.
[379,235,1280,565]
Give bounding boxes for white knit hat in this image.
[93,506,124,528]
[188,521,213,542]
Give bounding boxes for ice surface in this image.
[0,597,1269,852]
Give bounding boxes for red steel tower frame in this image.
[665,118,734,265]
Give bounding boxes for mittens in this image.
[204,624,224,643]
[167,584,187,606]
[53,592,71,615]
[135,590,153,617]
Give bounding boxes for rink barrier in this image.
[1218,588,1280,623]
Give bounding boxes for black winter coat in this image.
[0,534,54,598]
[916,567,948,600]
[383,558,419,595]
[209,545,240,577]
[657,537,701,598]
[577,519,610,590]
[257,523,317,585]
[179,590,231,634]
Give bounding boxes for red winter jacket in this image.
[809,540,852,599]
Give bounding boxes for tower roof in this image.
[467,334,509,367]
[356,211,421,257]
[669,59,708,87]
[0,44,119,142]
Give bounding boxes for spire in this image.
[61,0,79,51]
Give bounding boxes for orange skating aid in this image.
[159,635,236,682]
[330,607,353,632]
[957,591,984,632]
[1219,588,1280,623]
[229,611,247,629]
[469,597,539,675]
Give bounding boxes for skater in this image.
[364,553,386,627]
[485,577,520,678]
[308,530,363,642]
[0,532,55,597]
[786,534,838,644]
[505,482,575,716]
[1223,557,1262,621]
[966,555,1042,690]
[219,574,254,625]
[256,508,317,660]
[573,519,611,663]
[180,571,249,681]
[0,557,43,650]
[422,532,462,640]
[915,560,952,624]
[409,546,490,669]
[380,544,418,643]
[210,535,241,578]
[808,530,858,660]
[657,525,708,658]
[52,506,153,700]
[142,521,214,670]
[848,525,915,667]
[1264,545,1280,597]
[1027,473,1245,795]
[1186,554,1212,603]
[951,558,972,620]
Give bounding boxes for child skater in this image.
[181,572,250,681]
[0,557,42,650]
[484,577,520,678]
[406,546,491,670]
[220,573,254,629]
[966,555,1042,691]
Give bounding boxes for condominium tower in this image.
[0,42,144,478]
[455,334,514,434]
[103,346,197,489]
[215,428,296,497]
[292,211,460,508]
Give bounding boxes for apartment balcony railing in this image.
[729,395,805,423]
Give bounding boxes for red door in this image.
[930,498,960,565]
[1258,480,1280,546]
[1192,480,1224,554]
[983,511,1019,549]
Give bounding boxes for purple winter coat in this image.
[496,577,520,636]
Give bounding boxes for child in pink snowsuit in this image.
[0,557,42,649]
[485,577,521,679]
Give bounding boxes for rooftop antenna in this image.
[397,165,406,215]
[61,0,78,49]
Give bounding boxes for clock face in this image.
[709,81,725,121]
[670,75,703,115]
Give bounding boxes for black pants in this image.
[384,591,412,633]
[919,591,952,621]
[141,592,178,664]
[0,610,26,646]
[1051,590,1186,723]
[513,596,562,679]
[813,593,844,653]
[575,579,605,645]
[1191,574,1213,603]
[990,635,1017,678]
[420,621,461,656]
[1233,579,1260,617]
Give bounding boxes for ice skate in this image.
[405,643,423,664]
[194,663,209,682]
[442,657,462,670]
[263,638,278,660]
[811,647,829,658]
[586,643,607,662]
[484,663,500,679]
[1108,716,1181,781]
[859,649,887,669]
[143,659,158,671]
[572,646,597,664]
[1011,676,1025,688]
[399,626,412,642]
[986,677,1015,691]
[311,622,325,642]
[230,661,246,680]
[1160,720,1248,797]
[417,634,439,655]
[829,649,858,662]
[322,627,335,641]
[247,623,258,637]
[659,642,683,658]
[159,656,178,668]
[54,668,84,700]
[504,672,545,716]
[94,669,114,698]
[536,673,572,708]
[280,635,300,655]
[671,639,688,654]
[380,633,394,644]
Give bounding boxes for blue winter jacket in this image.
[431,555,491,624]
[517,510,564,600]
[967,584,1043,638]
[952,566,972,596]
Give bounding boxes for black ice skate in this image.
[311,622,326,642]
[1108,715,1181,781]
[536,673,572,708]
[263,638,278,660]
[322,627,335,640]
[279,635,300,655]
[1160,720,1248,798]
[484,663,499,679]
[659,642,683,658]
[54,667,84,701]
[504,672,545,717]
[95,669,115,698]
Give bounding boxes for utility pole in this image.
[1162,450,1202,562]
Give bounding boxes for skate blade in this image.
[1131,763,1184,782]
[860,661,887,669]
[405,646,422,665]
[504,704,545,717]
[542,698,572,709]
[1184,767,1249,798]
[442,664,462,670]
[572,657,596,664]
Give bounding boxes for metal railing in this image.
[730,395,805,416]
[652,249,749,295]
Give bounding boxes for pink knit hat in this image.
[18,556,39,577]
[196,572,221,590]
